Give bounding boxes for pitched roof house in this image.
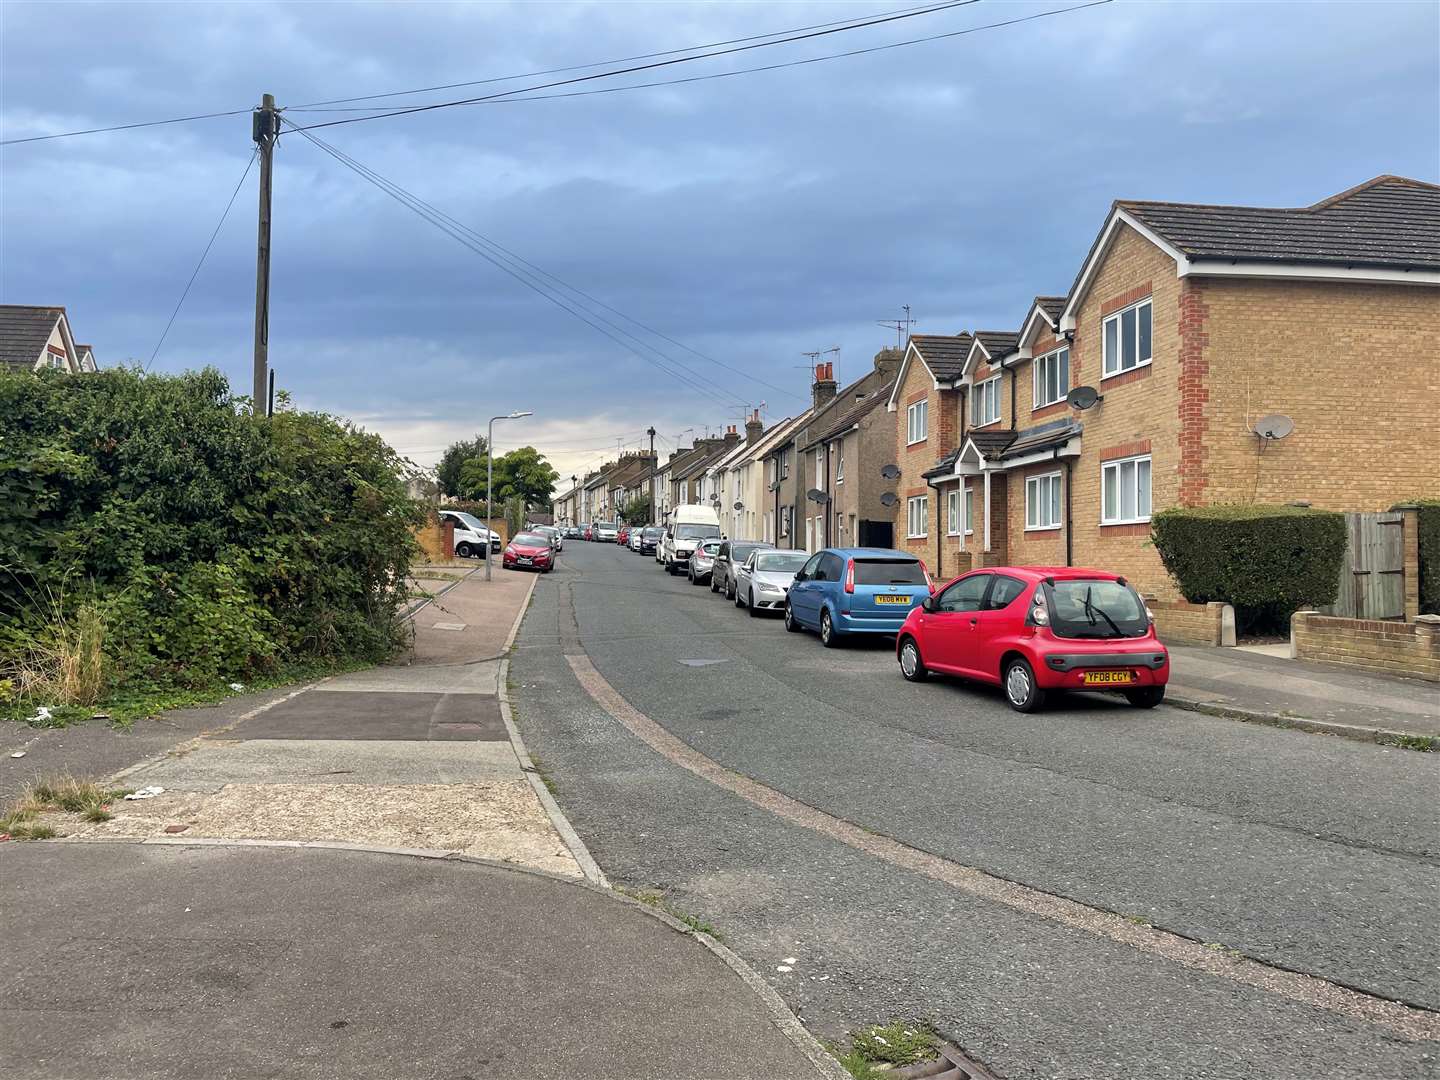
[0,306,97,373]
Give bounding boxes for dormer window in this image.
[971,375,1001,427]
[1034,347,1070,409]
[1103,298,1152,378]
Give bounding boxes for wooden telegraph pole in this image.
[252,93,279,414]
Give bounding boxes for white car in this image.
[734,548,810,615]
[440,510,502,558]
[661,505,722,575]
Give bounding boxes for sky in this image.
[2,0,1437,485]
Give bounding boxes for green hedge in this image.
[1151,505,1346,630]
[1,367,423,694]
[1415,500,1440,616]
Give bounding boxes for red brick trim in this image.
[1100,283,1153,317]
[1030,401,1068,422]
[1177,280,1211,506]
[1100,439,1152,462]
[46,345,65,355]
[906,388,929,405]
[973,362,993,381]
[904,486,928,498]
[1099,364,1152,390]
[1098,522,1151,537]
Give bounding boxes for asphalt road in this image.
[509,540,1440,1080]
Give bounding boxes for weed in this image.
[527,755,559,796]
[1123,914,1151,926]
[1,821,58,840]
[82,805,113,823]
[1386,734,1437,753]
[2,594,108,709]
[613,884,721,940]
[847,1022,938,1066]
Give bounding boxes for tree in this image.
[436,435,487,499]
[458,445,557,509]
[620,494,651,526]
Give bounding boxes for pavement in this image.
[0,558,841,1080]
[1167,643,1440,741]
[508,540,1440,1080]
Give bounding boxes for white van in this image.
[661,505,723,575]
[439,509,502,558]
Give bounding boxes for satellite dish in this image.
[880,464,902,480]
[732,500,744,511]
[1066,386,1102,410]
[879,492,899,508]
[1253,414,1295,440]
[806,488,831,504]
[768,480,782,492]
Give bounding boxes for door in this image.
[926,573,991,674]
[790,552,825,625]
[971,574,1031,680]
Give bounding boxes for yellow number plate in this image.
[1082,670,1135,685]
[874,595,909,605]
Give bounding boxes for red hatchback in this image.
[503,531,555,573]
[617,526,631,546]
[895,566,1168,712]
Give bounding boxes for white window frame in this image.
[1101,454,1152,525]
[1033,346,1070,409]
[971,375,1001,427]
[814,452,822,489]
[834,444,845,484]
[1102,298,1153,379]
[963,485,974,536]
[1025,471,1063,532]
[947,489,961,535]
[906,399,928,445]
[906,494,929,539]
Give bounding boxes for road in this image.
[509,540,1440,1080]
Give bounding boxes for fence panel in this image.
[1323,512,1404,620]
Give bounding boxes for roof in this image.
[972,331,1020,361]
[801,379,895,449]
[966,429,1018,457]
[605,455,656,489]
[993,419,1082,462]
[671,440,733,481]
[747,411,812,461]
[0,305,64,372]
[921,448,961,480]
[1033,297,1065,324]
[1117,175,1440,271]
[908,333,973,381]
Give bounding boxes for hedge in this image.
[1151,504,1346,629]
[1415,500,1440,616]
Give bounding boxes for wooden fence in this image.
[1320,511,1405,620]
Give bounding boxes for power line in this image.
[284,121,751,411]
[0,107,250,147]
[283,1,982,133]
[146,149,258,369]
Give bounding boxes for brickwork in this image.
[1292,612,1440,682]
[892,345,958,561]
[1177,280,1211,505]
[1147,598,1235,647]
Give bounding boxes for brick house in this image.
[894,174,1440,598]
[0,305,98,373]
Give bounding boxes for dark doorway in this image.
[858,519,894,548]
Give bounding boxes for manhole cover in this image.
[677,658,730,667]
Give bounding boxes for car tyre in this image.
[747,589,761,617]
[819,609,841,648]
[1003,657,1046,713]
[1124,686,1166,709]
[898,636,928,682]
[710,575,720,593]
[784,602,802,633]
[456,542,473,559]
[734,587,745,609]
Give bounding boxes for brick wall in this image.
[1147,598,1235,647]
[1292,612,1440,682]
[893,347,955,559]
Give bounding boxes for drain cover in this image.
[892,1044,1000,1080]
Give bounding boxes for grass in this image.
[614,884,722,940]
[526,754,559,796]
[829,1022,940,1079]
[1384,733,1438,753]
[0,773,130,840]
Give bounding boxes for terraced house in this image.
[890,174,1440,599]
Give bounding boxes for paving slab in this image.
[218,690,506,742]
[323,658,502,694]
[123,738,520,791]
[0,842,826,1080]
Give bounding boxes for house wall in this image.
[893,350,946,561]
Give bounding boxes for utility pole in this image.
[252,93,280,413]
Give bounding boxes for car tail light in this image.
[844,558,855,594]
[918,559,935,594]
[1145,606,1156,624]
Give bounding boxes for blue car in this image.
[785,547,932,647]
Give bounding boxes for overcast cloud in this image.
[2,0,1436,480]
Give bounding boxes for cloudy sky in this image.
[3,0,1436,482]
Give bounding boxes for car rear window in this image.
[698,540,722,555]
[755,552,809,573]
[643,527,663,538]
[1045,579,1149,639]
[853,558,926,586]
[730,542,765,562]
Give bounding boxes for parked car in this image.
[582,523,593,541]
[628,528,644,552]
[564,525,584,540]
[531,525,563,551]
[711,539,773,598]
[594,521,620,542]
[687,539,723,584]
[640,526,664,555]
[617,525,631,546]
[734,548,809,615]
[785,548,932,647]
[895,566,1168,712]
[503,531,555,573]
[439,509,502,557]
[662,505,722,574]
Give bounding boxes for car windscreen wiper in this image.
[1081,586,1124,638]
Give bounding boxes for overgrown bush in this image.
[1414,500,1440,616]
[1151,504,1346,634]
[0,367,423,704]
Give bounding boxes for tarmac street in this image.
[510,539,1440,1080]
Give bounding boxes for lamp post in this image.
[486,411,533,581]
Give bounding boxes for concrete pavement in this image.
[0,841,833,1080]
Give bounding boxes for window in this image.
[937,573,989,613]
[963,486,974,535]
[984,575,1028,610]
[1103,298,1152,378]
[835,445,845,483]
[907,399,928,444]
[971,375,1001,427]
[1101,455,1152,524]
[854,558,927,586]
[1033,347,1070,408]
[1025,472,1062,531]
[906,494,929,538]
[799,552,823,579]
[779,448,790,479]
[947,489,961,535]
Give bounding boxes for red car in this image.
[583,524,594,541]
[617,526,631,546]
[503,531,555,573]
[895,566,1168,712]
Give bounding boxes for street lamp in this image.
[486,411,533,581]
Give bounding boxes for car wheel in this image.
[898,636,928,682]
[455,542,472,558]
[1003,657,1045,713]
[747,589,761,617]
[710,575,719,593]
[726,578,735,600]
[734,586,745,608]
[784,602,802,633]
[819,609,841,648]
[1124,686,1165,709]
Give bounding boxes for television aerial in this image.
[1066,385,1102,410]
[1253,414,1295,441]
[879,492,899,508]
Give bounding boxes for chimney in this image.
[872,346,902,383]
[745,408,764,444]
[723,425,740,446]
[812,361,837,410]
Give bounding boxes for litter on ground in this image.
[124,785,166,800]
[229,683,245,692]
[27,707,52,725]
[9,751,25,759]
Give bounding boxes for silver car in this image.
[734,548,810,615]
[593,521,619,542]
[687,539,723,585]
